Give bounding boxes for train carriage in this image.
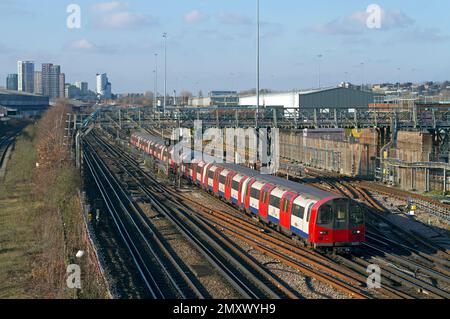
[202,163,214,189]
[230,174,247,206]
[195,162,206,187]
[290,195,315,239]
[213,166,224,195]
[247,180,266,215]
[268,187,287,225]
[218,169,232,197]
[206,165,220,192]
[223,170,237,202]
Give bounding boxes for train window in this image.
[283,199,289,212]
[208,171,214,179]
[232,180,239,190]
[262,191,267,203]
[318,205,333,225]
[269,195,281,208]
[220,175,226,184]
[292,204,304,219]
[197,166,201,173]
[250,187,260,199]
[350,204,364,225]
[336,201,347,221]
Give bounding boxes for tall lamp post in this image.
[256,0,260,128]
[361,62,365,91]
[163,32,167,114]
[154,53,158,112]
[317,54,323,88]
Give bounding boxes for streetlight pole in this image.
[163,32,167,114]
[154,53,158,112]
[361,62,365,91]
[317,54,323,88]
[256,0,260,128]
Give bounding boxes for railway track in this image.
[359,181,450,223]
[96,130,405,299]
[0,135,14,166]
[0,129,23,175]
[279,162,450,298]
[84,138,208,299]
[93,129,450,299]
[87,130,292,299]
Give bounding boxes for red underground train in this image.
[131,132,365,253]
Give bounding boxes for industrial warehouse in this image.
[0,89,49,120]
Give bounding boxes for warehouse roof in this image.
[239,86,381,98]
[0,88,43,97]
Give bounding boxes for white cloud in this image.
[68,38,96,50]
[91,2,126,12]
[310,8,414,36]
[65,38,118,54]
[386,27,450,44]
[217,11,252,25]
[184,10,208,24]
[91,2,158,30]
[96,11,157,30]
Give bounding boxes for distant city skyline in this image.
[1,0,450,93]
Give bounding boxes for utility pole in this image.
[163,33,167,115]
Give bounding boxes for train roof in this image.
[133,132,165,144]
[133,132,338,200]
[220,163,336,200]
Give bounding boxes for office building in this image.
[42,63,61,99]
[96,73,112,99]
[59,73,65,98]
[6,74,18,91]
[17,61,35,93]
[75,81,88,96]
[34,71,42,95]
[65,84,80,99]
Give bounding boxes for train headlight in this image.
[319,231,328,235]
[353,230,361,235]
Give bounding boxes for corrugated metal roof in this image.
[0,88,43,97]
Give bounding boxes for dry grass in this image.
[0,106,108,299]
[0,125,39,298]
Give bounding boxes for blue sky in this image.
[1,0,449,94]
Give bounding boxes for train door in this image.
[225,172,236,201]
[244,178,256,211]
[192,164,197,183]
[196,163,204,186]
[218,170,228,197]
[238,177,249,207]
[302,201,315,239]
[280,192,296,230]
[203,164,212,189]
[259,184,275,221]
[291,197,315,239]
[213,168,224,194]
[331,198,351,243]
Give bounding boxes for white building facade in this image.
[239,91,301,109]
[96,73,112,99]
